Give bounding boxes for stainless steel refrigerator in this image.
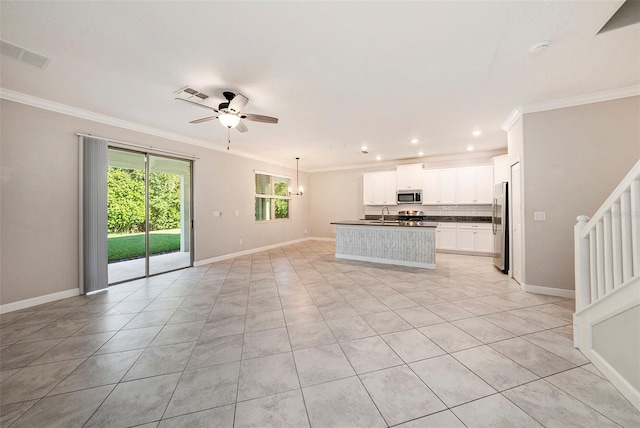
[493,182,509,274]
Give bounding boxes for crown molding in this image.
[502,85,640,132]
[501,107,524,132]
[308,149,507,173]
[0,88,298,169]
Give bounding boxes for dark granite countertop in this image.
[363,215,491,223]
[424,216,492,223]
[331,220,438,228]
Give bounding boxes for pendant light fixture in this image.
[289,157,304,196]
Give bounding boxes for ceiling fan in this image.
[176,91,278,133]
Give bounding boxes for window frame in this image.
[254,171,291,222]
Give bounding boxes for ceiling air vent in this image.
[0,40,50,68]
[598,0,640,34]
[173,86,209,100]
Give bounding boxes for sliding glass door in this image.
[148,155,192,276]
[107,148,192,284]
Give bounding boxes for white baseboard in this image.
[588,348,640,411]
[309,237,336,242]
[194,238,312,266]
[573,278,640,411]
[521,283,575,299]
[0,288,81,314]
[436,249,493,257]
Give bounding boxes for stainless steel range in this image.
[397,210,425,226]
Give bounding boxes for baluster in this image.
[596,221,605,299]
[631,180,640,277]
[611,201,623,288]
[620,190,633,283]
[589,229,597,302]
[603,211,614,295]
[589,229,598,303]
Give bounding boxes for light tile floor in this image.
[1,240,639,427]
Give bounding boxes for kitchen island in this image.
[330,220,438,269]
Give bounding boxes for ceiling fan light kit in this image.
[218,113,241,128]
[176,89,279,149]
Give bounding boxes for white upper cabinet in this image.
[422,169,439,204]
[363,171,398,205]
[455,167,475,203]
[455,165,493,204]
[475,165,494,203]
[363,173,376,205]
[439,168,457,203]
[365,163,493,206]
[422,167,457,204]
[396,163,424,190]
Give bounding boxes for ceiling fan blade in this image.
[228,94,249,113]
[241,113,278,124]
[189,116,217,124]
[236,120,248,133]
[175,97,218,112]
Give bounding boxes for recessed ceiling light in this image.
[376,155,382,161]
[530,40,550,54]
[418,151,424,156]
[467,146,474,151]
[472,130,481,137]
[411,139,419,144]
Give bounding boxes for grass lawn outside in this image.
[108,229,181,262]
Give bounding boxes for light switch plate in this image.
[534,211,546,221]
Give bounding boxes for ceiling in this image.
[1,1,638,171]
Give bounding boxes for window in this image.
[255,172,290,221]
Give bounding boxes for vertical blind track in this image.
[76,133,198,159]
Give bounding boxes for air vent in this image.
[0,40,50,68]
[173,86,209,100]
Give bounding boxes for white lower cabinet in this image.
[436,223,493,254]
[475,229,494,253]
[435,223,457,250]
[456,228,476,252]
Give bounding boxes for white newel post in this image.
[631,180,640,277]
[575,216,592,309]
[574,215,591,347]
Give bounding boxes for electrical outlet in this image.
[239,238,243,245]
[235,210,240,217]
[534,212,546,221]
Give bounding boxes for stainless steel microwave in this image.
[397,190,422,204]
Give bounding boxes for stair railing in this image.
[574,159,640,314]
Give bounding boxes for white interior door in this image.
[511,161,523,284]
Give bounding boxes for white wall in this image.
[514,96,640,291]
[592,305,640,391]
[0,100,309,305]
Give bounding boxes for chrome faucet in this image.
[381,206,390,223]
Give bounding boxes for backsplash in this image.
[365,204,492,217]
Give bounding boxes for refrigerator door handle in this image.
[492,198,497,235]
